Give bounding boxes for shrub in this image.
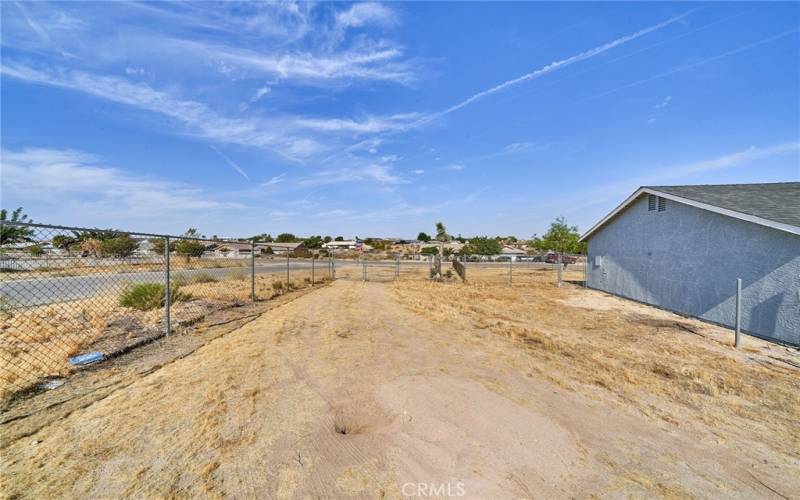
[271,281,284,292]
[101,234,138,258]
[119,282,189,311]
[27,244,44,256]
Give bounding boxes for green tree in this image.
[174,228,207,262]
[417,232,431,242]
[28,244,44,256]
[303,235,323,249]
[52,234,78,253]
[323,236,332,243]
[0,208,34,244]
[462,237,502,255]
[263,246,274,255]
[435,222,451,242]
[420,246,439,255]
[250,233,273,242]
[101,234,138,258]
[529,217,586,254]
[334,236,344,241]
[149,238,175,255]
[276,233,297,243]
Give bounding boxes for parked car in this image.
[544,253,577,265]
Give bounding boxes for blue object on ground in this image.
[68,351,105,366]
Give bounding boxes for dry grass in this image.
[391,273,800,460]
[0,271,323,399]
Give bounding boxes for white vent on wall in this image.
[648,194,667,212]
[594,255,603,267]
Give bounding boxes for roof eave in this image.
[580,187,800,241]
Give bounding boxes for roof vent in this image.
[648,194,656,211]
[658,197,667,212]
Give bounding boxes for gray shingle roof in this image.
[646,182,800,228]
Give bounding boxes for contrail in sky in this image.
[210,145,250,180]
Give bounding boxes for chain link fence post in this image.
[509,257,513,285]
[395,256,400,279]
[311,254,315,286]
[362,256,367,282]
[286,251,290,285]
[584,252,589,288]
[164,236,171,336]
[250,241,256,301]
[735,278,742,348]
[557,253,562,288]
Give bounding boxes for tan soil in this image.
[1,278,798,499]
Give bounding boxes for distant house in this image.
[500,246,527,261]
[205,242,253,259]
[134,238,153,256]
[264,242,307,255]
[322,240,372,252]
[204,241,306,258]
[580,183,800,345]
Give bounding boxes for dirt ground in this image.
[1,276,798,499]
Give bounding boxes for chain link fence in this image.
[1,221,586,399]
[326,252,588,286]
[0,222,331,399]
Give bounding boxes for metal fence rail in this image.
[0,221,331,398]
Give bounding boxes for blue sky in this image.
[1,1,798,239]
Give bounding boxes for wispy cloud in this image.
[297,113,424,134]
[658,141,800,178]
[422,11,691,124]
[1,148,245,218]
[261,173,287,187]
[336,3,397,30]
[251,86,271,103]
[298,163,406,187]
[654,95,672,110]
[336,11,692,155]
[443,164,465,171]
[413,169,425,175]
[210,146,249,180]
[586,27,800,102]
[0,62,321,161]
[548,141,800,218]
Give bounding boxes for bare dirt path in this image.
[1,280,798,499]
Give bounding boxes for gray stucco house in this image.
[580,183,800,345]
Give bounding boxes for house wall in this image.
[587,195,800,345]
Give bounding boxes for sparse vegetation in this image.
[174,229,207,262]
[119,282,189,311]
[101,234,138,258]
[27,244,44,256]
